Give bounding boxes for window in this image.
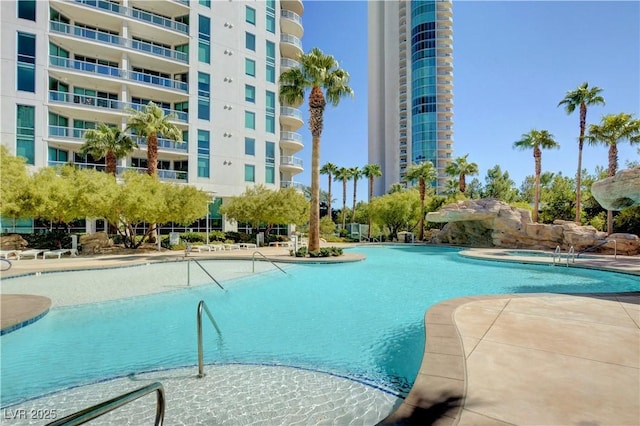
[244,164,255,182]
[245,32,256,51]
[266,141,275,162]
[246,6,256,25]
[266,65,275,83]
[266,15,275,33]
[16,105,35,164]
[198,15,210,64]
[265,41,275,83]
[266,41,275,60]
[48,112,68,137]
[198,42,210,64]
[245,137,255,155]
[17,32,36,92]
[199,0,210,7]
[266,116,275,133]
[198,130,210,178]
[265,165,275,184]
[48,147,68,163]
[245,111,255,130]
[265,91,275,133]
[245,58,256,77]
[198,72,210,120]
[245,85,255,103]
[18,0,36,21]
[265,141,275,184]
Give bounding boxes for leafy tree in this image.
[388,183,405,194]
[483,165,518,202]
[443,178,461,197]
[558,82,605,223]
[539,173,576,223]
[320,162,338,219]
[350,166,362,222]
[404,161,437,240]
[444,154,479,193]
[465,178,483,199]
[220,185,308,236]
[0,146,34,219]
[279,47,354,252]
[362,163,382,238]
[369,189,421,241]
[586,112,640,234]
[513,129,560,222]
[80,123,137,176]
[614,206,640,235]
[335,166,351,229]
[319,215,336,236]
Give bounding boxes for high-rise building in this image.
[1,0,304,232]
[368,0,453,195]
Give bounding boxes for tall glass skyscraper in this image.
[368,0,453,195]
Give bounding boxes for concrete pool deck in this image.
[1,245,638,424]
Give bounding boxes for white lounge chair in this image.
[239,243,257,249]
[19,249,47,260]
[0,250,20,259]
[43,248,78,259]
[223,243,241,251]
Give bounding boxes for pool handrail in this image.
[566,246,575,266]
[46,382,165,426]
[552,245,561,266]
[252,251,287,274]
[578,239,617,259]
[197,300,222,378]
[0,258,11,271]
[187,258,225,290]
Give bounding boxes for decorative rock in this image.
[428,199,640,255]
[79,232,113,254]
[591,166,640,210]
[0,234,28,250]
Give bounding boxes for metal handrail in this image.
[552,245,561,266]
[578,239,617,259]
[197,300,222,378]
[46,382,165,426]
[187,259,225,290]
[252,251,287,274]
[1,258,12,271]
[566,246,575,266]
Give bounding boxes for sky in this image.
[292,0,640,202]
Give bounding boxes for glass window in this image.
[266,15,275,33]
[198,41,210,64]
[266,41,275,60]
[245,137,255,155]
[246,7,256,25]
[245,85,255,103]
[266,64,275,83]
[18,0,36,21]
[198,129,210,178]
[245,32,256,51]
[265,165,275,184]
[17,32,36,92]
[265,91,275,110]
[199,0,211,7]
[244,111,255,130]
[245,58,255,77]
[198,72,210,120]
[244,164,255,182]
[16,105,35,164]
[266,141,275,160]
[265,116,275,133]
[198,15,210,41]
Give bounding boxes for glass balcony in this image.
[127,70,188,93]
[50,56,122,78]
[280,131,302,142]
[117,166,187,182]
[133,136,189,152]
[280,106,302,121]
[280,156,303,168]
[280,58,300,70]
[49,160,107,171]
[280,34,302,50]
[122,102,188,122]
[73,0,189,34]
[130,39,188,63]
[280,181,305,190]
[280,9,302,25]
[49,90,120,110]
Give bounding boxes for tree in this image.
[369,189,421,241]
[320,162,339,220]
[465,178,483,199]
[126,101,181,177]
[444,154,478,193]
[586,112,640,234]
[279,48,354,252]
[513,129,560,223]
[539,173,576,223]
[220,186,308,236]
[388,183,405,194]
[483,165,518,202]
[0,146,34,219]
[335,167,351,229]
[80,123,137,176]
[362,163,382,238]
[404,161,436,241]
[350,166,362,223]
[558,82,605,223]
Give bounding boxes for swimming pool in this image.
[1,246,638,414]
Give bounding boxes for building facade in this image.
[1,0,304,232]
[368,0,453,195]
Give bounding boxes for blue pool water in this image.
[1,246,638,406]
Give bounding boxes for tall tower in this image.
[368,0,453,195]
[0,0,304,233]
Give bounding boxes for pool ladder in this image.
[252,251,287,274]
[187,259,225,290]
[552,245,574,266]
[196,300,222,378]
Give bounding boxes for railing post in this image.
[197,301,204,378]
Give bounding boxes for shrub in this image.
[293,246,307,257]
[330,247,343,256]
[180,232,205,243]
[23,231,73,249]
[209,230,226,242]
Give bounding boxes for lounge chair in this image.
[19,249,47,260]
[42,248,78,259]
[0,250,20,259]
[239,243,257,249]
[223,243,241,251]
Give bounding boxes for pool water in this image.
[1,246,638,407]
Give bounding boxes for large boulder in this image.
[428,199,639,255]
[79,232,113,254]
[0,234,28,250]
[591,166,640,210]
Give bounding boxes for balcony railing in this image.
[280,58,300,70]
[123,102,188,122]
[280,181,305,190]
[118,166,187,181]
[73,0,189,34]
[49,90,120,111]
[49,160,106,171]
[127,70,188,92]
[50,21,188,63]
[280,106,302,121]
[280,156,303,168]
[280,131,302,143]
[280,9,302,25]
[280,34,302,50]
[133,136,188,152]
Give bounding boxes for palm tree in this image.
[80,123,137,176]
[388,183,405,194]
[586,112,640,234]
[444,154,479,193]
[558,82,605,223]
[280,48,354,252]
[335,167,351,230]
[404,161,436,241]
[362,164,382,238]
[350,166,362,223]
[127,101,182,177]
[513,129,560,223]
[320,162,339,221]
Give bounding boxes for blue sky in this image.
[292,1,640,202]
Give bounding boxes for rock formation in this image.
[591,166,640,210]
[426,199,640,255]
[0,234,28,250]
[79,232,113,254]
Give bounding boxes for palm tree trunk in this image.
[307,87,325,253]
[607,143,618,235]
[575,104,587,223]
[147,133,158,177]
[368,176,374,239]
[351,178,357,222]
[106,151,117,176]
[342,180,347,230]
[459,173,466,193]
[533,146,541,223]
[327,175,333,221]
[418,179,425,241]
